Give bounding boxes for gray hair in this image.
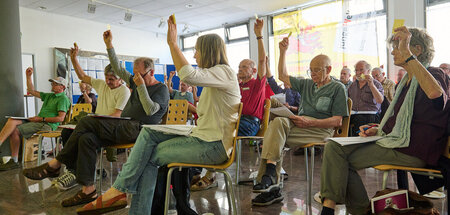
[387,27,434,66]
[355,60,371,71]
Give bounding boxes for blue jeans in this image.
[238,116,260,136]
[112,128,228,215]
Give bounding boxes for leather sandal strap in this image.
[95,195,103,209]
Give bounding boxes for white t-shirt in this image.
[91,78,131,115]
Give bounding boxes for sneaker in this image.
[252,187,284,206]
[55,171,77,190]
[252,174,279,193]
[0,159,20,171]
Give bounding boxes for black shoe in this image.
[252,187,283,206]
[252,175,279,193]
[0,159,20,171]
[96,169,107,179]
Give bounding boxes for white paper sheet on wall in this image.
[87,71,97,79]
[154,64,165,75]
[87,59,96,70]
[94,59,103,70]
[79,58,88,70]
[71,70,80,82]
[72,83,81,95]
[96,72,105,80]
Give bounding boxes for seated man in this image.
[348,60,384,136]
[251,37,348,206]
[23,30,169,208]
[339,67,352,89]
[167,70,194,104]
[54,43,131,190]
[77,82,97,112]
[320,27,450,215]
[0,68,70,170]
[372,67,396,102]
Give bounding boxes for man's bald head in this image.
[311,54,332,68]
[309,54,332,86]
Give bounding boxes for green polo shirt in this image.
[289,77,348,119]
[38,92,71,130]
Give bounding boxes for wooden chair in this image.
[300,98,352,212]
[165,100,189,125]
[163,103,243,215]
[235,98,271,184]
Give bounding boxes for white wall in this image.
[20,7,172,96]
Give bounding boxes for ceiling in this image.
[19,0,312,35]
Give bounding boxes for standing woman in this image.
[76,15,241,215]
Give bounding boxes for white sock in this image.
[12,157,18,163]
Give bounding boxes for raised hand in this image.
[69,42,79,59]
[167,15,178,46]
[393,26,413,64]
[133,72,145,86]
[26,67,33,77]
[279,37,289,53]
[254,19,264,37]
[169,71,176,78]
[103,30,113,48]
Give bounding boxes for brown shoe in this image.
[23,163,60,180]
[76,193,127,215]
[61,189,97,207]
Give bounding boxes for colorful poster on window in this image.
[272,1,379,79]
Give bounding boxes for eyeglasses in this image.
[307,68,325,74]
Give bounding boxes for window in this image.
[270,0,386,79]
[426,0,450,66]
[226,24,249,41]
[226,40,249,73]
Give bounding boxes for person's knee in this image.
[323,141,340,157]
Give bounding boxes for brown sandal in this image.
[23,163,60,180]
[190,176,218,191]
[76,193,127,215]
[62,189,98,207]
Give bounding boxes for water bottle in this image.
[168,185,177,214]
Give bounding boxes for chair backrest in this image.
[220,103,243,169]
[255,99,271,137]
[71,103,93,120]
[334,98,352,137]
[61,104,73,125]
[165,100,189,125]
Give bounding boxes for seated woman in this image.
[75,15,241,215]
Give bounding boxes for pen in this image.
[356,125,378,134]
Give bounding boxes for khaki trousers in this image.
[256,116,334,183]
[320,141,425,214]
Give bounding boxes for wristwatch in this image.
[404,55,416,64]
[42,117,45,123]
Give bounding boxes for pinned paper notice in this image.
[392,19,404,33]
[107,24,111,30]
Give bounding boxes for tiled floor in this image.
[0,145,447,215]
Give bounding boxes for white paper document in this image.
[142,124,195,136]
[58,124,77,130]
[327,136,384,146]
[270,106,294,118]
[5,116,29,121]
[88,114,131,120]
[271,93,286,104]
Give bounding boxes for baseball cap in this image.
[48,77,68,87]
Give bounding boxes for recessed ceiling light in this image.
[38,6,47,10]
[185,4,194,8]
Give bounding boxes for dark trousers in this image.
[56,116,141,186]
[349,114,380,136]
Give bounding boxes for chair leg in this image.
[304,147,310,213]
[37,135,44,165]
[382,171,389,189]
[164,167,175,215]
[235,139,242,184]
[309,147,315,215]
[50,138,56,158]
[98,147,104,194]
[221,170,237,215]
[22,137,26,165]
[110,161,113,187]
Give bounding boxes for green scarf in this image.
[376,73,418,148]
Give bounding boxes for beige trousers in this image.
[256,116,334,183]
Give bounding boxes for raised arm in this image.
[278,37,291,87]
[167,71,176,94]
[254,19,266,79]
[25,67,40,98]
[167,15,190,72]
[70,43,91,85]
[103,30,131,85]
[395,26,444,99]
